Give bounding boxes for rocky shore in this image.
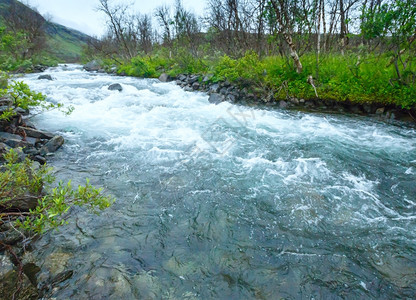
[0,90,67,299]
[159,73,416,124]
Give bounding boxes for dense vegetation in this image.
[85,0,416,109]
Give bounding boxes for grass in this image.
[106,49,416,109]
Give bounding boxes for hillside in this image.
[0,0,90,62]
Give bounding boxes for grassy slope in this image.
[0,0,89,62]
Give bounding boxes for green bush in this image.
[1,149,113,234]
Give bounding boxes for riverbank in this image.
[0,88,67,298]
[85,52,416,125]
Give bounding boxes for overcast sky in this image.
[23,0,206,37]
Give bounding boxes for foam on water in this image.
[21,65,416,299]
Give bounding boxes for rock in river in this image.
[38,75,53,81]
[39,135,64,156]
[108,83,123,92]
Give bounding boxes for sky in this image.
[23,0,206,37]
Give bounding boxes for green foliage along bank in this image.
[93,49,416,110]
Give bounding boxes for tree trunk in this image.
[270,0,303,73]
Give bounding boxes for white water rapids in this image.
[21,64,416,299]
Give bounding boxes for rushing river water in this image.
[22,65,416,299]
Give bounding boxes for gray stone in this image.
[375,107,385,115]
[33,155,46,165]
[202,74,213,83]
[187,75,199,84]
[38,75,53,80]
[158,73,171,82]
[84,60,101,72]
[19,127,54,139]
[40,135,64,156]
[178,74,187,81]
[192,82,200,90]
[0,255,14,277]
[279,100,288,109]
[226,94,236,103]
[208,93,224,105]
[108,83,123,92]
[209,84,220,94]
[184,86,193,92]
[289,98,299,105]
[7,192,40,211]
[219,87,228,95]
[0,96,12,106]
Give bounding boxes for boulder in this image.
[202,74,213,83]
[158,73,171,82]
[19,127,54,139]
[208,84,220,94]
[279,100,288,109]
[375,107,385,115]
[192,82,200,90]
[38,75,53,81]
[177,74,187,81]
[187,75,199,84]
[39,135,64,156]
[108,83,123,92]
[208,93,224,105]
[33,65,47,73]
[84,60,101,72]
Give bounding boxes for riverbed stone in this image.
[208,93,224,105]
[19,126,54,139]
[209,84,220,94]
[38,75,53,81]
[375,107,385,115]
[279,100,288,109]
[0,270,39,300]
[187,75,199,84]
[39,135,64,156]
[84,60,101,72]
[158,73,171,82]
[192,82,200,90]
[0,255,14,277]
[108,83,123,92]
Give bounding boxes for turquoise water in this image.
[23,65,416,299]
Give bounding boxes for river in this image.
[22,64,416,299]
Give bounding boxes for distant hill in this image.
[0,0,91,62]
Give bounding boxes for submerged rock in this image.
[39,135,64,156]
[38,75,53,81]
[108,83,123,92]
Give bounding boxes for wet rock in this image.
[289,98,300,105]
[279,100,288,109]
[0,96,12,106]
[192,82,200,90]
[0,270,39,300]
[19,126,54,139]
[177,74,187,82]
[38,75,53,81]
[23,263,41,286]
[158,73,171,82]
[0,227,24,246]
[0,255,14,277]
[84,60,101,72]
[219,87,228,95]
[226,94,236,103]
[375,107,385,115]
[33,155,46,165]
[108,83,123,92]
[202,74,213,83]
[39,135,64,156]
[208,93,224,105]
[0,142,11,156]
[33,65,47,73]
[209,84,220,94]
[187,75,199,84]
[183,86,193,92]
